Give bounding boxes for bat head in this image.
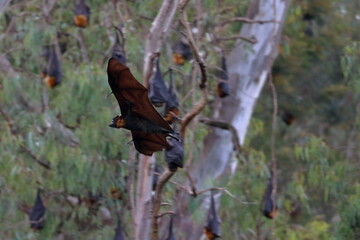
[109,115,125,129]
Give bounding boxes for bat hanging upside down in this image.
[107,57,178,156]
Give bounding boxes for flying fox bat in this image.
[42,45,62,88]
[165,122,183,171]
[149,58,169,107]
[262,178,278,219]
[164,69,180,124]
[107,57,176,156]
[113,219,125,240]
[204,191,221,239]
[29,189,46,230]
[217,56,230,98]
[165,215,175,240]
[172,40,192,65]
[74,0,90,28]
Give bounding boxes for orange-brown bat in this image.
[107,57,176,156]
[262,179,278,219]
[164,68,180,124]
[204,191,221,239]
[42,45,62,88]
[172,40,192,65]
[74,0,90,28]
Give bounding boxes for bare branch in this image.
[215,35,258,44]
[218,17,279,27]
[156,211,175,218]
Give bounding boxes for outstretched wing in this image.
[131,131,171,156]
[107,58,172,132]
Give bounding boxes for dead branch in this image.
[218,17,279,27]
[156,211,175,218]
[199,118,242,153]
[215,35,258,44]
[151,169,175,240]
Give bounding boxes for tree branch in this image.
[151,169,175,240]
[218,17,279,27]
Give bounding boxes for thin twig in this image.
[215,35,258,44]
[218,17,279,27]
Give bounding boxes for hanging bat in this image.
[114,219,125,240]
[165,123,183,172]
[165,215,175,240]
[281,111,296,126]
[74,0,90,28]
[164,69,180,124]
[172,40,192,65]
[149,57,169,107]
[42,45,62,88]
[204,191,221,240]
[262,179,278,219]
[107,57,176,156]
[217,56,230,98]
[152,164,161,191]
[29,189,46,230]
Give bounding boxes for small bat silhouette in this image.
[262,179,278,219]
[149,58,169,107]
[42,45,61,88]
[114,219,125,240]
[29,189,46,230]
[164,69,180,124]
[217,56,230,98]
[107,57,176,156]
[204,191,221,239]
[74,0,90,28]
[165,123,183,171]
[165,215,175,240]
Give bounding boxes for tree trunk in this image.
[177,0,290,239]
[134,1,179,240]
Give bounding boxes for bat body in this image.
[164,69,180,124]
[217,56,230,98]
[204,191,221,239]
[29,190,46,230]
[42,45,61,88]
[282,111,296,125]
[172,41,192,65]
[114,220,125,240]
[165,215,175,240]
[262,180,278,219]
[149,58,168,107]
[107,57,175,156]
[74,0,90,28]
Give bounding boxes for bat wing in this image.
[131,131,171,156]
[107,58,173,132]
